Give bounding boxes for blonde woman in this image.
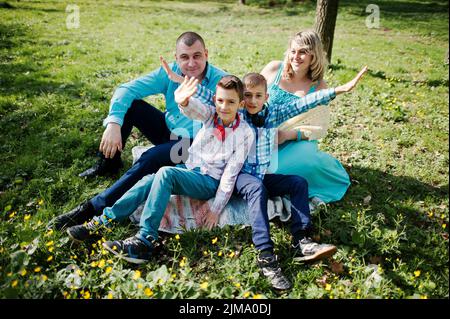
[262,30,350,203]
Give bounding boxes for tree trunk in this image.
[314,0,339,64]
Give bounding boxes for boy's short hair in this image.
[242,73,267,92]
[176,31,205,48]
[217,75,244,101]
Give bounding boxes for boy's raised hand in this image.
[160,56,184,84]
[174,76,199,107]
[335,66,368,94]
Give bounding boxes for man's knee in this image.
[292,176,308,191]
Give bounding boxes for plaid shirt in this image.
[194,85,336,179]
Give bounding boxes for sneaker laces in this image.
[123,236,142,246]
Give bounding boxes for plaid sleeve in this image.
[193,84,215,108]
[269,88,336,127]
[178,97,214,123]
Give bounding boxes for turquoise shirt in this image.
[103,62,227,138]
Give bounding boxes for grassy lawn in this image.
[0,0,448,299]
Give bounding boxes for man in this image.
[49,32,227,230]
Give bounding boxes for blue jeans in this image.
[234,173,311,252]
[90,100,193,212]
[102,165,219,241]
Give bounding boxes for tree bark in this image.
[314,0,339,64]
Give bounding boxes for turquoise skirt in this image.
[268,140,350,203]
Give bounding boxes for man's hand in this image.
[160,56,184,84]
[203,210,220,230]
[174,76,199,107]
[99,123,122,159]
[335,66,368,94]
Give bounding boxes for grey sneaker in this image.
[292,237,337,262]
[257,254,292,291]
[66,218,110,242]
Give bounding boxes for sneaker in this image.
[102,235,153,264]
[48,201,97,231]
[257,254,292,291]
[66,218,109,242]
[79,156,123,178]
[292,237,337,262]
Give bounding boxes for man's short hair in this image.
[176,31,205,48]
[217,75,244,101]
[242,73,267,92]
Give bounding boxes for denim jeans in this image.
[234,172,311,252]
[102,165,219,241]
[90,100,193,212]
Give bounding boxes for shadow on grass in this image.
[329,62,449,88]
[328,164,448,264]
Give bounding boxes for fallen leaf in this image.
[330,261,344,274]
[369,255,383,264]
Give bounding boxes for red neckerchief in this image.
[213,113,240,142]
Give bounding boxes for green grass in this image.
[0,0,448,299]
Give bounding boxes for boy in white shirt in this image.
[66,76,254,264]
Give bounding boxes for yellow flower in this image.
[9,211,16,218]
[217,251,223,257]
[243,291,250,298]
[414,270,421,277]
[137,283,143,289]
[107,259,113,264]
[46,241,54,247]
[179,260,186,267]
[172,273,176,278]
[107,293,113,299]
[228,251,235,258]
[105,267,112,274]
[356,289,361,294]
[38,199,44,206]
[83,291,91,299]
[20,269,27,276]
[211,237,218,245]
[11,280,18,288]
[203,250,208,256]
[200,282,208,290]
[47,256,53,262]
[144,288,154,297]
[234,282,241,288]
[41,275,48,281]
[98,259,106,268]
[48,247,54,253]
[34,267,41,273]
[90,261,98,268]
[175,234,180,240]
[133,270,141,280]
[63,291,68,298]
[325,284,332,291]
[24,214,31,221]
[420,295,428,299]
[253,294,262,299]
[443,224,447,229]
[427,212,433,217]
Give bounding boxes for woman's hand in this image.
[174,76,199,107]
[160,56,184,83]
[335,66,368,94]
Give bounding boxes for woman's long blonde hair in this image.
[282,30,327,83]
